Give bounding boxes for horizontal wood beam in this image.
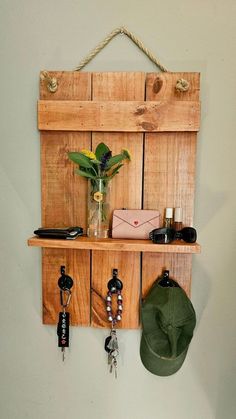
[38,100,200,132]
[28,236,201,254]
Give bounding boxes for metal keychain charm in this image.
[104,269,123,378]
[57,266,73,361]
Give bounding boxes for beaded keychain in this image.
[104,269,123,378]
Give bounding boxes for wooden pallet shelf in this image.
[28,236,201,254]
[31,70,201,328]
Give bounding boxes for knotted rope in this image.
[175,78,190,92]
[40,71,58,93]
[41,27,190,93]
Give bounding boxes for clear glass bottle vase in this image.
[87,178,110,238]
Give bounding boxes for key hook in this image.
[107,268,123,293]
[58,266,73,309]
[58,266,74,291]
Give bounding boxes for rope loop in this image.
[75,27,168,72]
[175,78,190,92]
[40,71,58,93]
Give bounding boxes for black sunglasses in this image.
[149,227,197,244]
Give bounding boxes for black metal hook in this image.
[107,268,123,293]
[158,270,180,288]
[58,266,74,291]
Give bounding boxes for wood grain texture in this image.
[143,132,197,227]
[40,71,91,100]
[38,99,200,132]
[29,236,201,254]
[91,251,140,328]
[40,72,91,325]
[142,253,192,297]
[142,72,200,298]
[41,131,89,229]
[146,72,200,101]
[91,72,145,328]
[36,71,201,327]
[42,248,90,325]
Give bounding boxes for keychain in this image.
[57,266,73,361]
[104,269,123,378]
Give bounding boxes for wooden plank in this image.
[28,236,201,254]
[91,251,140,329]
[38,99,200,132]
[92,132,143,213]
[91,72,145,328]
[143,132,197,227]
[142,72,200,298]
[40,71,91,100]
[146,72,200,101]
[42,248,90,325]
[41,72,92,326]
[41,131,89,229]
[142,253,192,297]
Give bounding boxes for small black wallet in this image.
[34,226,83,240]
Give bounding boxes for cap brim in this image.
[140,333,189,376]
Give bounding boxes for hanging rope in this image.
[41,27,190,93]
[75,26,168,72]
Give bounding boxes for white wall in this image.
[0,1,236,418]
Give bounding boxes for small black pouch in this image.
[34,226,83,239]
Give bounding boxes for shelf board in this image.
[28,236,201,254]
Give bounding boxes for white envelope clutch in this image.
[112,209,160,240]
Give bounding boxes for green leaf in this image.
[68,152,94,169]
[91,159,101,165]
[106,154,125,169]
[109,163,124,179]
[95,143,110,160]
[75,168,96,179]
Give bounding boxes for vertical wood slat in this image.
[91,72,145,328]
[92,251,140,328]
[142,73,200,297]
[40,72,91,325]
[42,248,90,326]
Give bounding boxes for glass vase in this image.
[87,178,110,238]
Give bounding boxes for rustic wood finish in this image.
[30,70,200,326]
[42,248,90,325]
[142,72,200,297]
[28,236,201,254]
[91,72,145,329]
[38,99,200,132]
[91,251,140,328]
[40,72,91,325]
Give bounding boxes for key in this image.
[104,335,112,353]
[61,347,65,362]
[109,352,118,378]
[107,330,119,351]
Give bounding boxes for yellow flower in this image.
[93,192,103,202]
[122,148,131,161]
[81,149,96,160]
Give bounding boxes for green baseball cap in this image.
[140,281,196,376]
